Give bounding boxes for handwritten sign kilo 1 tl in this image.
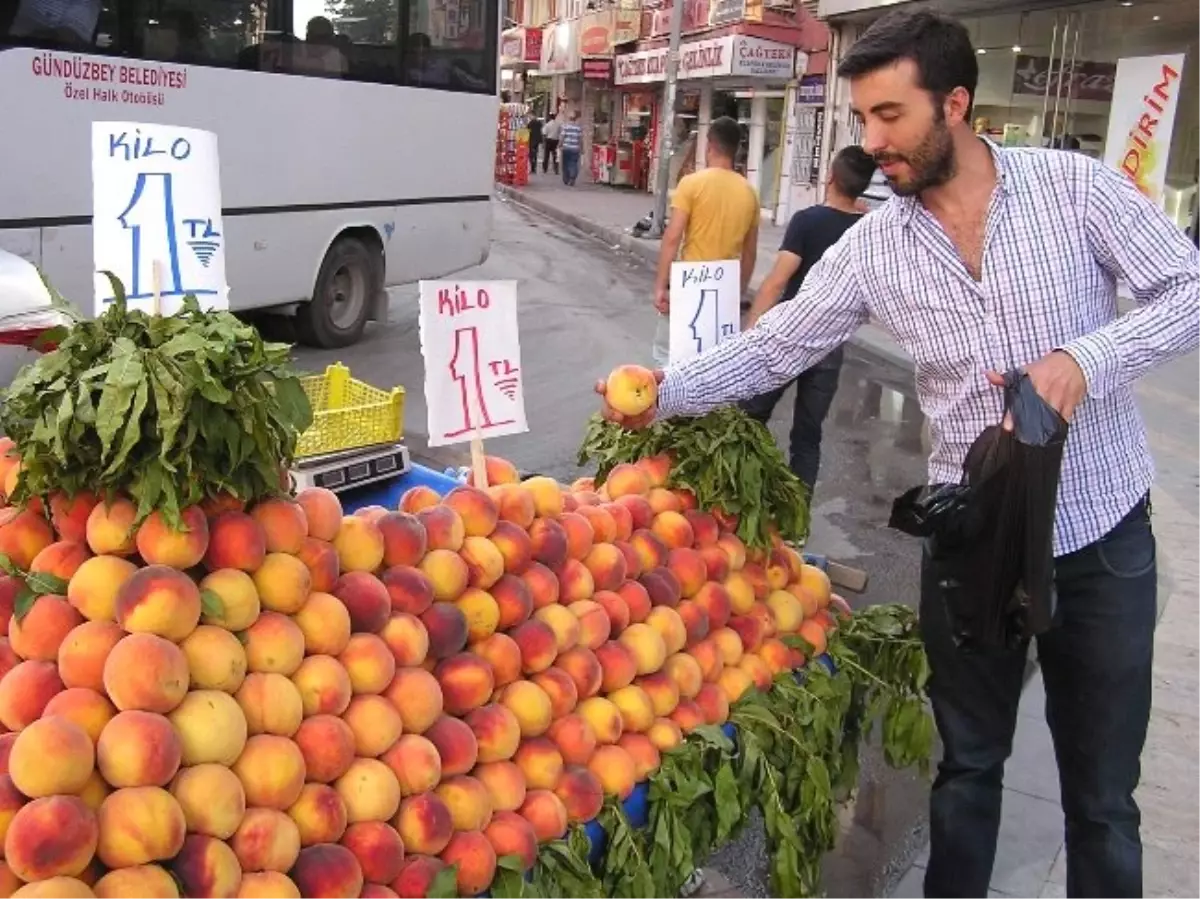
[92,122,229,316]
[419,281,528,448]
[668,259,741,365]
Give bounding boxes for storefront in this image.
[499,26,544,105]
[614,32,801,203]
[818,0,1198,230]
[539,17,582,117]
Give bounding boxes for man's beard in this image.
[875,117,956,197]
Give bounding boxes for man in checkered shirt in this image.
[597,11,1198,899]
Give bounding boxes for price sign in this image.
[418,280,528,447]
[668,259,741,364]
[91,122,229,316]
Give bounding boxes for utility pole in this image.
[649,0,684,238]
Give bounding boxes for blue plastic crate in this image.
[339,463,461,514]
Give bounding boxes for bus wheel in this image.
[296,236,380,348]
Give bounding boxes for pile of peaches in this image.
[0,447,839,898]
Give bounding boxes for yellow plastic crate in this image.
[296,363,405,459]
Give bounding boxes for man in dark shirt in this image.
[740,145,877,495]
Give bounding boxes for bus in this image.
[0,0,498,347]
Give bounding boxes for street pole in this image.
[649,0,684,238]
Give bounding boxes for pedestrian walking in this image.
[542,112,561,176]
[528,112,543,175]
[598,11,1199,899]
[739,145,878,497]
[651,115,759,367]
[559,112,583,186]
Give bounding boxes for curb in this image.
[494,184,916,373]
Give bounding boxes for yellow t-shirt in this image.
[671,167,760,262]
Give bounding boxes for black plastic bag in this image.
[889,370,1069,649]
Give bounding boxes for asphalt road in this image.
[282,198,932,896]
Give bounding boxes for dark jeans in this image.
[561,148,580,186]
[543,138,559,174]
[739,345,843,491]
[922,497,1156,898]
[529,140,541,173]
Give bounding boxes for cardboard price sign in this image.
[668,259,741,364]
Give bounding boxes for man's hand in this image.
[987,350,1086,427]
[654,285,669,315]
[595,369,665,430]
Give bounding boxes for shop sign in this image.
[796,74,824,104]
[500,27,543,67]
[648,0,711,37]
[582,58,613,80]
[613,3,641,44]
[615,34,794,85]
[730,35,795,79]
[709,0,763,25]
[524,28,543,65]
[1011,55,1116,102]
[1103,54,1186,204]
[580,10,614,57]
[541,18,580,74]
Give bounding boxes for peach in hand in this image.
[605,365,658,417]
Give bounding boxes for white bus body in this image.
[0,0,498,347]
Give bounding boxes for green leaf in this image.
[25,571,68,596]
[426,864,459,899]
[200,589,226,620]
[12,586,36,622]
[0,555,20,577]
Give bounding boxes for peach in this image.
[476,530,525,585]
[435,653,494,717]
[640,567,681,609]
[288,783,348,846]
[549,767,602,829]
[676,600,711,649]
[693,582,733,631]
[616,580,651,624]
[650,510,693,551]
[719,664,756,704]
[647,717,683,752]
[287,596,348,660]
[284,719,353,790]
[764,589,801,634]
[520,562,559,610]
[241,611,305,676]
[711,627,744,667]
[765,549,791,591]
[443,487,499,539]
[95,710,179,788]
[237,871,300,898]
[494,485,536,530]
[473,761,525,815]
[415,506,465,555]
[615,496,654,533]
[329,571,388,633]
[552,646,600,701]
[5,795,97,882]
[484,810,538,872]
[439,829,496,897]
[95,786,185,868]
[246,499,306,555]
[629,529,669,572]
[371,512,425,570]
[729,614,766,654]
[204,512,267,573]
[724,572,755,615]
[459,537,504,592]
[231,807,300,873]
[632,454,669,488]
[604,503,634,543]
[169,763,245,840]
[93,864,179,898]
[757,638,792,675]
[495,680,550,738]
[385,668,443,735]
[518,673,569,727]
[11,877,95,898]
[78,771,110,813]
[391,856,449,898]
[416,550,470,606]
[646,488,682,516]
[378,734,439,798]
[30,541,90,583]
[49,492,98,545]
[170,689,248,766]
[581,543,626,594]
[577,696,623,745]
[695,683,730,725]
[786,582,820,620]
[0,732,13,775]
[40,686,114,744]
[291,844,364,899]
[84,499,138,557]
[292,655,352,717]
[198,568,261,632]
[797,619,828,656]
[399,486,441,514]
[558,512,593,562]
[603,463,650,501]
[248,552,309,616]
[61,556,134,624]
[464,703,520,763]
[636,670,681,717]
[605,365,658,417]
[669,698,705,733]
[591,642,633,695]
[715,533,746,569]
[9,596,82,662]
[523,477,564,520]
[614,542,642,583]
[0,777,24,857]
[673,489,698,511]
[698,545,731,583]
[342,694,403,759]
[341,820,406,886]
[796,564,832,609]
[0,659,64,729]
[528,607,575,657]
[425,715,478,777]
[339,633,395,695]
[467,455,521,488]
[295,488,342,542]
[512,738,563,791]
[235,671,303,738]
[509,620,557,675]
[333,515,386,574]
[394,793,454,856]
[9,715,93,797]
[663,652,704,699]
[103,634,188,714]
[171,834,242,898]
[373,615,426,673]
[679,510,717,548]
[576,505,617,545]
[566,599,609,650]
[619,623,667,676]
[294,538,338,594]
[454,587,500,644]
[517,789,567,844]
[179,625,246,694]
[527,518,567,570]
[435,775,492,831]
[113,565,200,642]
[666,547,707,599]
[618,732,661,780]
[233,734,306,810]
[546,711,596,768]
[609,684,654,734]
[466,634,516,689]
[380,566,435,617]
[134,507,209,570]
[555,558,594,604]
[741,563,769,602]
[689,638,725,684]
[738,654,774,692]
[587,744,636,800]
[414,608,465,666]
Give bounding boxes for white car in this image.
[0,250,71,392]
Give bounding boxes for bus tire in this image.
[296,235,380,348]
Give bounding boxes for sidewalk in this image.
[495,177,912,372]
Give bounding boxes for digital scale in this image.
[290,442,411,493]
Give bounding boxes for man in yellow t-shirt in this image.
[652,116,760,365]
